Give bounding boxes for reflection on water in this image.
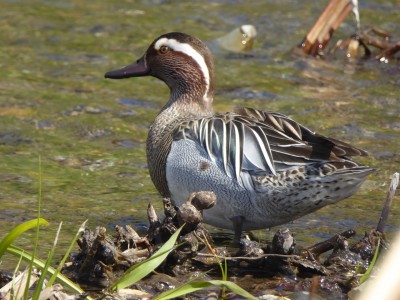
[0,0,399,269]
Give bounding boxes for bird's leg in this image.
[230,215,244,245]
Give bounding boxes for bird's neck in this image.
[146,93,213,197]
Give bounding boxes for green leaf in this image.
[6,245,90,299]
[360,238,381,284]
[0,218,49,258]
[153,279,258,300]
[28,156,43,299]
[47,220,88,287]
[110,225,184,291]
[32,222,63,300]
[10,254,24,299]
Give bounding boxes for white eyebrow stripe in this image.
[154,37,210,98]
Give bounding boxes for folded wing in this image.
[174,107,368,188]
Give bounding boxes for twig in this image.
[376,172,399,233]
[376,42,400,61]
[195,252,300,261]
[192,230,215,255]
[371,27,393,39]
[298,0,352,56]
[306,229,356,256]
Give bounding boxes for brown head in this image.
[105,32,215,111]
[105,32,217,197]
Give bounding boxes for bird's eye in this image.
[159,45,169,54]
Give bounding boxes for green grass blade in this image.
[6,245,91,299]
[223,258,228,281]
[110,225,184,291]
[360,238,381,284]
[26,156,43,299]
[209,280,257,299]
[10,253,24,299]
[153,279,258,300]
[32,222,63,300]
[153,280,214,300]
[0,218,49,258]
[47,220,88,288]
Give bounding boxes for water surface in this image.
[0,0,399,269]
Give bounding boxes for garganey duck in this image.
[105,32,374,240]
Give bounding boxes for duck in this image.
[105,32,374,241]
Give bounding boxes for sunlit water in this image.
[0,0,399,270]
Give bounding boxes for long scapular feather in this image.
[247,125,276,175]
[222,119,230,177]
[229,121,243,182]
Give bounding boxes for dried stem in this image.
[376,172,399,233]
[306,229,356,257]
[298,0,352,55]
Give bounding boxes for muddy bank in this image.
[62,179,395,299]
[0,174,398,299]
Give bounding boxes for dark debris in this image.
[64,189,388,299]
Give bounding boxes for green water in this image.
[0,0,399,268]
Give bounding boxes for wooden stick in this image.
[376,172,399,233]
[299,0,352,55]
[306,229,356,256]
